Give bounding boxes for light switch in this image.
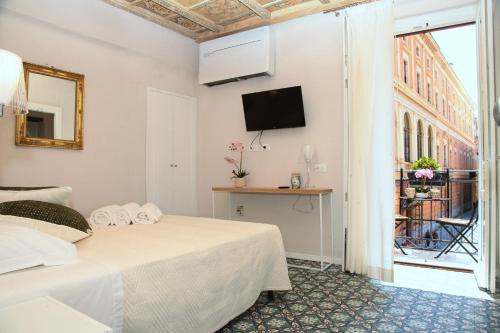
[314,163,327,173]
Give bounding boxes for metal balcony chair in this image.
[434,202,478,263]
[395,213,409,255]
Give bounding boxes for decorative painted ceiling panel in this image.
[102,0,369,42]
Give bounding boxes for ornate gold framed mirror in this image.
[16,63,84,149]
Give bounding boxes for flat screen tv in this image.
[242,86,306,131]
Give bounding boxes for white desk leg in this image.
[212,191,215,218]
[319,193,323,270]
[330,192,334,268]
[228,193,232,220]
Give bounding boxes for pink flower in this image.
[415,168,434,180]
[230,142,245,152]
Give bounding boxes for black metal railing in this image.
[395,169,478,253]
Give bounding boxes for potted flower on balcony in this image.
[224,142,250,188]
[414,168,434,198]
[408,156,446,186]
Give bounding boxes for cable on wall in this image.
[292,194,314,213]
[250,130,264,148]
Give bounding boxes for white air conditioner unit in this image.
[198,27,275,86]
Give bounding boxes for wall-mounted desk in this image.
[212,187,334,271]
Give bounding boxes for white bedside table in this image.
[0,296,112,333]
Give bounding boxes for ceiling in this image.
[102,0,368,42]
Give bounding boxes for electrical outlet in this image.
[249,144,260,151]
[314,163,327,173]
[249,144,271,152]
[236,205,244,216]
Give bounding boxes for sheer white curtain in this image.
[345,0,395,282]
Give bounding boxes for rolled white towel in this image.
[90,206,113,227]
[134,203,162,225]
[90,205,131,227]
[143,203,162,220]
[122,203,140,224]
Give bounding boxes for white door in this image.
[489,0,499,293]
[146,88,197,216]
[476,0,498,292]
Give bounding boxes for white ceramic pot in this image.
[416,192,429,199]
[234,177,247,188]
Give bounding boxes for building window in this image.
[403,60,408,84]
[435,93,438,110]
[416,46,420,57]
[437,144,440,163]
[427,83,431,103]
[417,72,421,95]
[444,145,447,166]
[417,120,423,159]
[404,113,411,162]
[427,126,433,158]
[442,99,445,115]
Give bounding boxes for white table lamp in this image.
[0,49,28,115]
[299,144,316,188]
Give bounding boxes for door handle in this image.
[493,98,500,126]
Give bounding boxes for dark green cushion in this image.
[0,200,91,234]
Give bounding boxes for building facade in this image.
[394,32,478,218]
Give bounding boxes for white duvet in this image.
[0,215,291,333]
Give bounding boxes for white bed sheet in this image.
[77,215,291,333]
[0,215,291,333]
[0,258,124,331]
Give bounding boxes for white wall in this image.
[394,0,477,35]
[197,13,346,261]
[0,0,198,216]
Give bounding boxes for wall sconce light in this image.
[0,49,28,116]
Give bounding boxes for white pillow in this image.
[0,187,72,207]
[0,215,90,243]
[0,224,78,275]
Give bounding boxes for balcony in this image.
[394,169,479,270]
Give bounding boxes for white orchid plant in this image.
[224,142,250,179]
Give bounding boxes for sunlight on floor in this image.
[394,248,477,270]
[381,264,493,300]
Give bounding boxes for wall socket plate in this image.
[314,163,327,173]
[236,205,244,216]
[249,144,270,152]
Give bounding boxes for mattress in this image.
[0,215,291,333]
[77,215,292,333]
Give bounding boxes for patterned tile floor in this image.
[218,260,500,333]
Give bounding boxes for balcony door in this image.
[475,0,499,292]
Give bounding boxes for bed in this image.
[0,215,291,333]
